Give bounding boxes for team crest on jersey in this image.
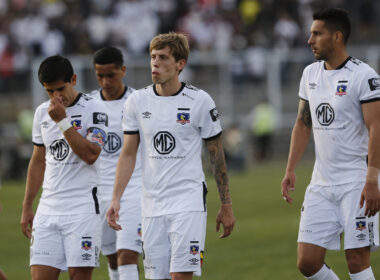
[71,119,82,130]
[50,139,69,161]
[356,221,366,231]
[177,112,190,125]
[137,227,142,237]
[82,240,92,251]
[336,85,347,96]
[86,127,107,147]
[190,245,199,255]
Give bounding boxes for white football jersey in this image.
[90,87,142,201]
[32,93,108,215]
[122,83,222,217]
[299,57,380,186]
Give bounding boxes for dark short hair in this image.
[93,46,124,68]
[38,55,74,85]
[313,8,351,44]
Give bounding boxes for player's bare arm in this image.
[361,101,380,217]
[21,145,46,238]
[48,96,101,165]
[107,134,140,230]
[281,99,312,204]
[206,136,235,238]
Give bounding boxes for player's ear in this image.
[334,31,344,44]
[121,65,126,76]
[177,59,186,72]
[71,74,77,86]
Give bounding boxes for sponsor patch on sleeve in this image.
[93,112,108,126]
[368,78,380,91]
[86,127,107,147]
[209,107,219,122]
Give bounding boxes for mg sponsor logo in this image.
[154,131,175,154]
[103,132,122,153]
[316,103,334,126]
[50,139,69,161]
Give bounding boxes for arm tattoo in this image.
[206,137,232,204]
[299,101,312,128]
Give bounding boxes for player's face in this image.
[94,63,126,99]
[43,75,77,107]
[150,46,185,85]
[308,20,335,61]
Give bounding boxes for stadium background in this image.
[1,0,380,279]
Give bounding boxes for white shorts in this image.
[298,182,379,251]
[30,213,101,270]
[100,198,142,256]
[142,211,207,279]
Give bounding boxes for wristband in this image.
[366,166,379,184]
[57,118,71,133]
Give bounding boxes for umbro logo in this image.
[142,111,151,119]
[309,83,317,90]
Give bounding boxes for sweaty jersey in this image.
[90,87,142,201]
[122,83,222,217]
[32,93,108,215]
[299,57,380,186]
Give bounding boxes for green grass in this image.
[1,160,379,279]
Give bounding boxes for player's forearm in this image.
[206,137,232,205]
[63,128,101,165]
[112,153,136,202]
[367,123,380,170]
[23,158,45,209]
[286,120,311,172]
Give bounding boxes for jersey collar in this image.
[100,86,128,101]
[153,82,185,97]
[68,93,82,107]
[324,56,351,70]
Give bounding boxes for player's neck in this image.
[155,80,182,96]
[324,49,349,70]
[102,85,126,101]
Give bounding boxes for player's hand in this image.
[281,170,296,204]
[106,200,122,231]
[20,208,34,239]
[216,204,235,238]
[48,96,66,122]
[360,182,380,217]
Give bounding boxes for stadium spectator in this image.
[20,55,108,280]
[91,46,142,280]
[282,8,380,280]
[107,32,235,280]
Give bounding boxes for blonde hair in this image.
[149,32,190,62]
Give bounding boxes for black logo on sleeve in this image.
[209,108,219,122]
[316,103,334,126]
[368,78,380,91]
[154,131,175,154]
[103,132,122,153]
[93,112,108,126]
[50,139,69,160]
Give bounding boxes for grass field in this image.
[1,160,379,279]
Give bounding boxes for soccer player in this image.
[281,8,380,280]
[107,32,235,280]
[91,46,142,280]
[20,55,108,280]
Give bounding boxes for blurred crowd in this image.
[1,0,380,86]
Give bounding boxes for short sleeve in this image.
[298,68,308,101]
[358,66,380,103]
[198,92,222,140]
[32,106,44,146]
[122,93,139,134]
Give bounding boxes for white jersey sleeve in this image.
[122,92,139,133]
[32,104,45,146]
[358,67,380,102]
[198,92,222,140]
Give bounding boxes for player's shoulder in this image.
[130,84,154,99]
[87,89,101,100]
[182,83,211,100]
[304,60,323,73]
[347,57,377,74]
